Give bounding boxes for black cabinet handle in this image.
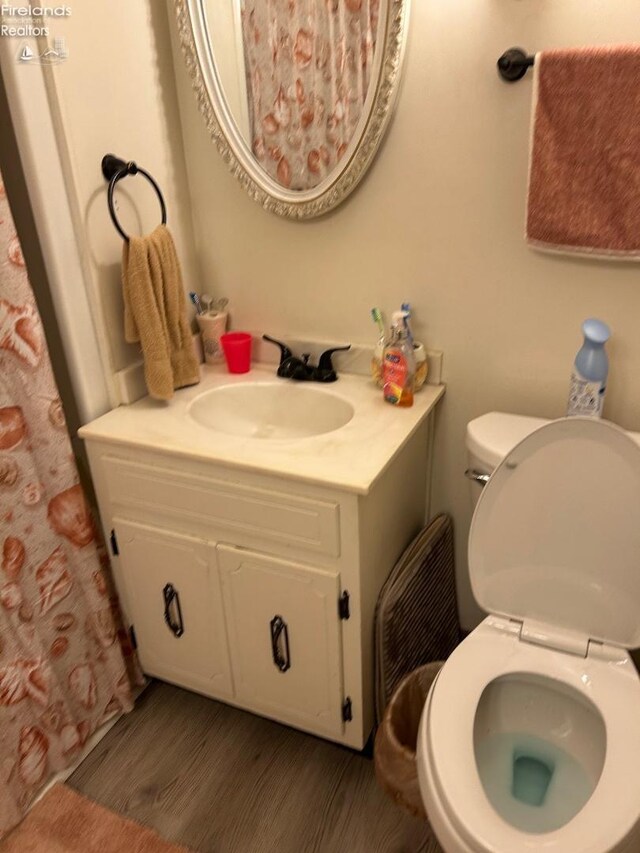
[163,583,184,638]
[270,615,290,672]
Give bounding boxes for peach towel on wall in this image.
[527,45,640,259]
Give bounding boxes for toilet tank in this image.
[466,413,547,508]
[466,412,640,509]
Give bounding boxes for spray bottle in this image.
[567,318,610,418]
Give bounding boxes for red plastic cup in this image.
[220,332,252,374]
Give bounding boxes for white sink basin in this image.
[188,382,355,440]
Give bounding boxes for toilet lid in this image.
[469,417,640,649]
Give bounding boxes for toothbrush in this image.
[371,307,385,337]
[401,302,414,347]
[201,293,214,314]
[189,292,204,315]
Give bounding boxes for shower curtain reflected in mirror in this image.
[240,0,380,189]
[0,171,141,837]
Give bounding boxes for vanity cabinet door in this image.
[114,519,233,699]
[217,545,344,738]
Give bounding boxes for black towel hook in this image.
[101,153,167,242]
[497,48,535,82]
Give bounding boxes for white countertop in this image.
[79,365,445,494]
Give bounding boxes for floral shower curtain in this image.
[241,0,380,190]
[0,171,140,836]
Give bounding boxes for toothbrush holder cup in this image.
[414,342,428,391]
[197,311,228,364]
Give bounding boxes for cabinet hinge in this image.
[109,529,119,556]
[341,696,353,723]
[129,625,137,650]
[338,590,350,620]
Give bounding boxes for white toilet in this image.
[417,413,640,853]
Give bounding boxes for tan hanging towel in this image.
[122,224,200,400]
[527,45,640,259]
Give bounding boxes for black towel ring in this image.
[101,153,167,242]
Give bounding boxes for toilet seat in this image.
[423,616,640,853]
[469,417,640,650]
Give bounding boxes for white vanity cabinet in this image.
[112,519,233,699]
[80,368,444,749]
[218,545,344,738]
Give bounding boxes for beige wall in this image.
[44,1,200,380]
[169,0,640,629]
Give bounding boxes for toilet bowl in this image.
[417,416,640,853]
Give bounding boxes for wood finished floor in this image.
[69,681,441,853]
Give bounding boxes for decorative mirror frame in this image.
[174,0,410,219]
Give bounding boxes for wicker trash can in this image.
[374,661,444,821]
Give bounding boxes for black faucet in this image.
[263,335,351,383]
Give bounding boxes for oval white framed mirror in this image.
[174,0,410,219]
